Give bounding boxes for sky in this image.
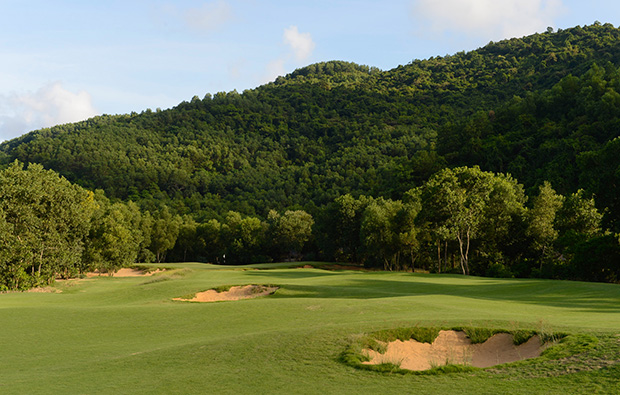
[1,0,619,141]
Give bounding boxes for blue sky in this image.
[1,0,619,141]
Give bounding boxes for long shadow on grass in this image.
[247,271,620,313]
[248,269,338,279]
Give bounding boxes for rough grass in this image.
[1,262,619,394]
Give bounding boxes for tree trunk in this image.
[464,228,471,275]
[395,251,401,271]
[539,245,546,272]
[437,239,441,273]
[38,248,44,275]
[444,241,448,271]
[457,233,466,275]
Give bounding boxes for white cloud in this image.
[151,1,232,33]
[260,26,316,84]
[0,82,98,141]
[184,1,232,32]
[261,59,286,84]
[283,25,316,61]
[412,0,565,39]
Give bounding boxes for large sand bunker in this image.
[174,284,278,302]
[363,330,546,371]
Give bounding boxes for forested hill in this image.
[2,23,620,229]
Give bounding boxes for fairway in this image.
[1,263,619,394]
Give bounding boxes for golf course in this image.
[1,262,619,394]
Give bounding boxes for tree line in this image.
[0,161,315,290]
[3,24,620,223]
[1,161,617,291]
[3,23,620,289]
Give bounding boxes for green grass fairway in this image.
[1,263,619,394]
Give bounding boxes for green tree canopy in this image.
[418,166,527,275]
[0,161,96,289]
[267,209,314,260]
[526,181,564,271]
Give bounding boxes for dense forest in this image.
[1,23,620,290]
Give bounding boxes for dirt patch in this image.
[0,286,62,294]
[363,330,547,371]
[86,268,164,278]
[26,286,61,293]
[174,284,278,302]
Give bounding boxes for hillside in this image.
[2,23,620,226]
[0,23,619,286]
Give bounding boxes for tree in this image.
[267,210,314,260]
[170,215,199,262]
[476,171,528,271]
[318,194,373,262]
[220,211,266,264]
[137,211,155,263]
[578,138,620,232]
[571,234,620,282]
[360,198,419,270]
[0,209,24,290]
[556,189,602,238]
[197,219,224,263]
[149,206,182,263]
[419,166,526,275]
[0,161,96,289]
[83,194,146,274]
[526,181,564,272]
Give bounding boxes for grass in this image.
[1,262,619,394]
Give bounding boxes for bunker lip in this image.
[86,268,164,277]
[173,284,279,302]
[362,330,548,371]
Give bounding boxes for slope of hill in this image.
[1,23,620,225]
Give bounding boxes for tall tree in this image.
[170,215,199,262]
[360,198,419,270]
[419,166,527,275]
[0,161,96,289]
[318,194,373,262]
[476,171,528,270]
[197,219,224,263]
[83,194,146,274]
[149,206,182,263]
[556,189,603,238]
[220,211,266,264]
[267,210,314,260]
[526,181,564,272]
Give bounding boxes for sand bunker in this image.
[86,268,163,277]
[174,285,278,302]
[363,330,546,371]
